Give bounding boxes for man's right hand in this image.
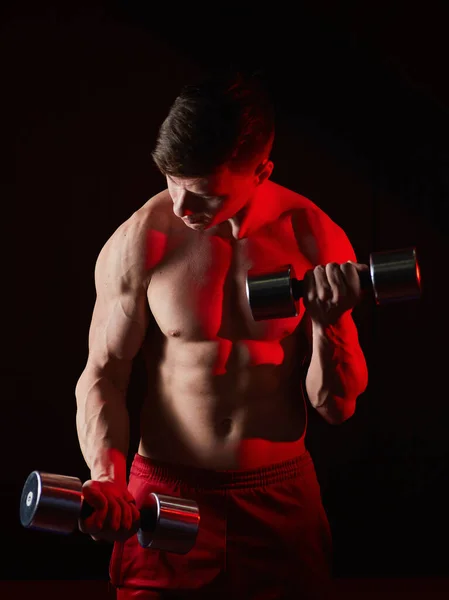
[78,480,141,543]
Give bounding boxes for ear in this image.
[254,159,274,186]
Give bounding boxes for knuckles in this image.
[303,261,362,324]
[79,480,139,542]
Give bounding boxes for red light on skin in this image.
[146,229,168,270]
[211,339,285,375]
[241,340,285,366]
[213,338,233,375]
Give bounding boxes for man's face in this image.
[167,165,259,231]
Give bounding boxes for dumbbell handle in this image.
[77,490,156,529]
[290,268,372,300]
[20,471,200,554]
[247,247,421,321]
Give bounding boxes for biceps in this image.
[325,228,357,264]
[294,210,357,265]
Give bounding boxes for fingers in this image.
[312,265,332,303]
[79,483,108,535]
[306,263,345,305]
[115,496,131,531]
[346,260,369,273]
[341,261,362,299]
[304,260,365,325]
[79,481,139,542]
[325,263,346,303]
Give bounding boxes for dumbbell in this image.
[20,471,200,554]
[246,247,421,321]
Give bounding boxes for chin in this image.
[186,221,208,230]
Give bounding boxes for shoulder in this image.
[267,180,356,265]
[95,190,173,289]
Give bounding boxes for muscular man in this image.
[75,71,368,599]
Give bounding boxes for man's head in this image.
[151,70,275,229]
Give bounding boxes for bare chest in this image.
[147,215,312,344]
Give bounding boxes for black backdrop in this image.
[2,0,449,581]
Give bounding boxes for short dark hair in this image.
[151,70,275,178]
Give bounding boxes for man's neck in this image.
[208,205,252,241]
[210,182,272,241]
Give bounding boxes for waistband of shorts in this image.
[130,443,311,490]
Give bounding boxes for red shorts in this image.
[110,445,333,599]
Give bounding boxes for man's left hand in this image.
[303,261,369,327]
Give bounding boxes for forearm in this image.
[75,369,130,487]
[305,313,368,424]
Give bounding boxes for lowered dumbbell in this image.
[246,247,421,321]
[20,470,200,554]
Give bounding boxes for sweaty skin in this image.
[76,178,363,488]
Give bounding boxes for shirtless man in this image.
[75,71,368,599]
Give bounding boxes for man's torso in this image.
[136,181,323,469]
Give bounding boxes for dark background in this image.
[2,0,449,582]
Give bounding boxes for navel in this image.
[215,418,233,437]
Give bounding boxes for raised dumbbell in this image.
[246,247,421,321]
[20,471,200,554]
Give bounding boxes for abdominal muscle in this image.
[137,334,308,470]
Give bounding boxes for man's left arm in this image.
[295,209,369,424]
[305,311,368,424]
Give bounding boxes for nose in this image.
[172,191,195,219]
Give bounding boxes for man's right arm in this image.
[75,214,151,492]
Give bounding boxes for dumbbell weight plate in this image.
[137,493,201,554]
[246,264,299,321]
[20,471,83,534]
[20,470,201,555]
[369,247,421,304]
